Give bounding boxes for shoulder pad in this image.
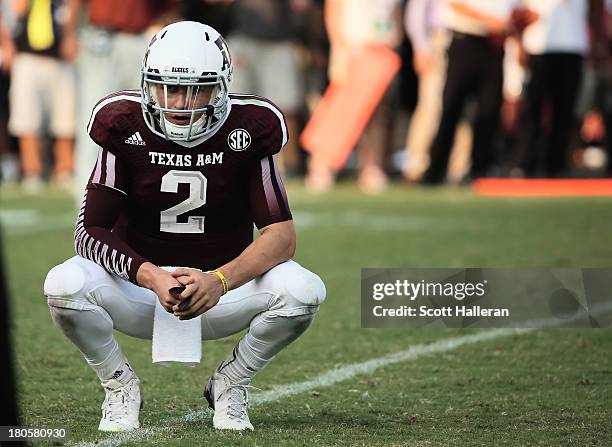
[87,91,142,148]
[228,94,288,158]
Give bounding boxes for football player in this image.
[43,21,326,432]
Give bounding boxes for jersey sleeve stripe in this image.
[260,155,290,221]
[92,148,103,184]
[268,156,290,217]
[271,154,289,210]
[260,156,281,220]
[91,148,127,194]
[105,152,116,188]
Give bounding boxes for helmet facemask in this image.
[141,72,229,142]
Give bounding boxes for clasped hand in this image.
[150,267,224,320]
[170,268,225,320]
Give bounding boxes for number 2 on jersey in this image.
[160,170,207,233]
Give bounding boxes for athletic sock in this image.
[104,361,135,386]
[217,312,315,384]
[89,343,134,384]
[217,335,268,384]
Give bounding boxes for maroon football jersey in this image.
[74,90,292,283]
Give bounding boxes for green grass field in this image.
[2,183,612,446]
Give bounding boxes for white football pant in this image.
[44,256,326,382]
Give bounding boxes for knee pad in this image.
[285,267,326,307]
[44,261,89,310]
[263,261,326,317]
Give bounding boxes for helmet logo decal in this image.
[228,129,251,151]
[142,34,158,67]
[214,36,231,72]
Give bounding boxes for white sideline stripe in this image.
[71,328,526,447]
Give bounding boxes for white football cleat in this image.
[98,375,142,432]
[204,372,254,431]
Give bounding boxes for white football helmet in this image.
[141,21,233,142]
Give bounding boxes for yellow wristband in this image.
[212,269,229,295]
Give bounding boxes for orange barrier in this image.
[473,179,612,197]
[300,46,401,171]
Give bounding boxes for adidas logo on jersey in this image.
[125,132,146,146]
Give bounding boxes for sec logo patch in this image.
[228,129,251,151]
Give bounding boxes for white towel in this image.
[152,298,202,367]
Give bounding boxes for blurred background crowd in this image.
[0,0,610,197]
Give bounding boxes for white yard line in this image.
[72,328,527,447]
[0,209,74,236]
[1,209,458,236]
[292,210,467,232]
[0,209,39,224]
